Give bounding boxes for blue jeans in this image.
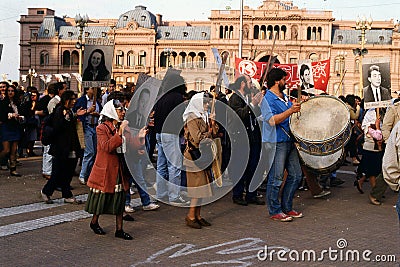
[79,125,97,181]
[126,158,151,206]
[156,133,181,201]
[266,142,302,216]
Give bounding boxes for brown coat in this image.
[183,115,218,198]
[87,121,143,193]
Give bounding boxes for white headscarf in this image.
[100,100,120,122]
[182,92,208,123]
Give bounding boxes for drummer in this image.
[260,68,303,222]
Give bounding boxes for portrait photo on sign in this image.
[82,45,113,87]
[297,59,314,92]
[126,77,161,130]
[362,57,391,107]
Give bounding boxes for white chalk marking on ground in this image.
[0,210,91,237]
[0,194,88,218]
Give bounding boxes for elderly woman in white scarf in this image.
[183,92,218,229]
[85,100,146,240]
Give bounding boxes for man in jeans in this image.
[153,72,188,205]
[261,68,303,222]
[74,87,101,184]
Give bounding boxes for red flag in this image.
[311,59,330,91]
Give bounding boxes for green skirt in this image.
[85,188,125,215]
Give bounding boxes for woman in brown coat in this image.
[183,93,218,229]
[85,99,145,239]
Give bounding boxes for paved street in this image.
[0,149,399,266]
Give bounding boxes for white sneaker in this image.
[170,196,190,206]
[130,188,136,195]
[125,205,135,213]
[143,203,160,211]
[78,177,86,185]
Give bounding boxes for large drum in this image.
[289,96,350,173]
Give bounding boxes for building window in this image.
[37,10,44,15]
[30,29,38,38]
[115,76,124,84]
[139,51,146,66]
[338,35,343,43]
[267,25,273,39]
[307,27,311,40]
[85,32,90,38]
[201,32,207,38]
[355,58,360,73]
[198,52,206,69]
[62,51,71,66]
[126,77,135,83]
[127,51,135,67]
[43,29,49,36]
[290,58,297,64]
[71,51,79,65]
[334,58,340,73]
[165,32,170,37]
[281,25,287,40]
[102,32,107,38]
[317,27,322,40]
[183,32,188,37]
[260,25,266,40]
[40,51,49,66]
[195,78,204,91]
[116,50,124,66]
[141,15,146,21]
[123,15,128,21]
[68,32,73,37]
[253,25,259,39]
[309,53,318,62]
[379,35,384,43]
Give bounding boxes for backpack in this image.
[40,112,55,146]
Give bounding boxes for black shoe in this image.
[246,197,265,205]
[10,171,21,177]
[115,230,133,240]
[233,198,248,206]
[196,217,211,227]
[185,216,202,229]
[330,178,345,187]
[353,180,364,194]
[90,222,106,235]
[123,214,135,221]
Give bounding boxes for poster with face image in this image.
[362,57,392,109]
[297,59,315,93]
[82,39,114,88]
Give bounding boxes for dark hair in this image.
[368,65,380,78]
[187,90,199,100]
[338,95,346,102]
[5,85,19,103]
[159,72,187,95]
[299,64,310,77]
[82,49,110,81]
[393,98,400,104]
[345,94,356,107]
[0,81,10,88]
[110,79,116,86]
[60,90,76,106]
[230,76,247,91]
[107,91,125,102]
[47,83,56,95]
[266,68,287,88]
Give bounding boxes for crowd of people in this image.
[1,66,399,239]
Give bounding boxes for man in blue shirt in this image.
[260,68,303,222]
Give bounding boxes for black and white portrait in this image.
[298,60,314,91]
[362,58,391,105]
[82,45,113,86]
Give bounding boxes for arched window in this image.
[229,26,234,39]
[309,53,318,62]
[274,25,280,40]
[260,25,266,40]
[116,50,124,66]
[159,51,168,68]
[126,77,135,83]
[195,78,205,91]
[334,58,340,73]
[307,27,312,40]
[312,27,317,40]
[355,58,360,73]
[179,52,187,68]
[253,25,259,39]
[138,51,146,66]
[62,51,70,66]
[188,52,196,68]
[281,25,287,40]
[127,51,135,67]
[40,50,49,66]
[115,76,124,84]
[267,25,273,39]
[224,26,229,39]
[71,51,79,65]
[317,27,322,40]
[219,25,224,39]
[198,52,206,69]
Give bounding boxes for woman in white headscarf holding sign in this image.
[183,92,218,229]
[85,100,146,240]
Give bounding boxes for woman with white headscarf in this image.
[85,99,146,240]
[183,92,218,229]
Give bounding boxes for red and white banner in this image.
[236,58,330,91]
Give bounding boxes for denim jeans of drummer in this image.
[79,125,97,181]
[126,158,151,207]
[266,142,302,215]
[155,133,182,201]
[396,193,400,223]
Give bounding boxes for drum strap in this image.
[279,125,293,139]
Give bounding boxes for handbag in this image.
[187,139,214,171]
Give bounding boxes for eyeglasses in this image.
[115,106,127,111]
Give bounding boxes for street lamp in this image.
[75,13,89,94]
[353,15,372,97]
[337,51,347,96]
[28,68,37,87]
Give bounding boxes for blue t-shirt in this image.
[261,90,292,143]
